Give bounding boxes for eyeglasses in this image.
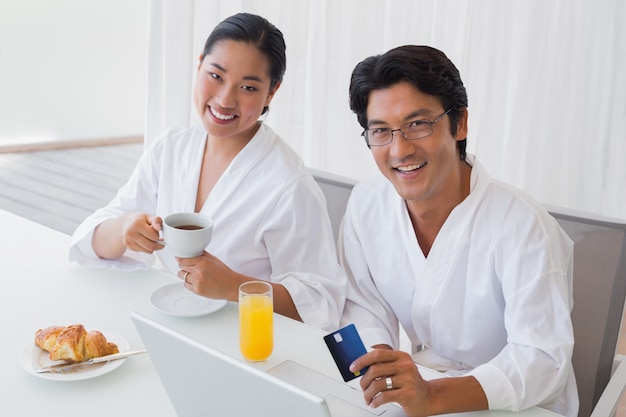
[362,108,453,147]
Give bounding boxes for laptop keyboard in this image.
[268,360,395,416]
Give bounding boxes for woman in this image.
[69,13,345,330]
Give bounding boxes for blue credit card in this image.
[323,324,369,382]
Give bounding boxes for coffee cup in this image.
[162,213,213,258]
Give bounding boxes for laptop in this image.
[131,311,405,417]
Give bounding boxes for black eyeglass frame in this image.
[361,108,453,147]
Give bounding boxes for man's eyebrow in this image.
[366,118,388,128]
[243,75,264,83]
[403,109,432,121]
[367,110,432,127]
[208,62,264,83]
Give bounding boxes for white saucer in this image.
[20,330,130,381]
[150,282,228,317]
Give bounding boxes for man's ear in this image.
[455,107,469,141]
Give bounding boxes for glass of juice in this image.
[239,281,273,362]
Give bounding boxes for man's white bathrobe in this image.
[70,123,345,330]
[339,155,578,417]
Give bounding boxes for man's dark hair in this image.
[349,45,468,159]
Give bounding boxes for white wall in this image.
[147,0,626,220]
[0,0,148,145]
[2,0,623,221]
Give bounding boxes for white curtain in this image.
[146,0,626,220]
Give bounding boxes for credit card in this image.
[323,323,369,382]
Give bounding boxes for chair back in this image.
[308,168,356,241]
[547,207,626,417]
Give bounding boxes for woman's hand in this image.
[120,214,164,254]
[93,213,163,259]
[176,252,302,321]
[176,251,244,301]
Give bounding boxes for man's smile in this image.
[395,162,427,173]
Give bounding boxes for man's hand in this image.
[350,348,488,417]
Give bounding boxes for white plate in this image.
[150,282,228,317]
[19,330,130,381]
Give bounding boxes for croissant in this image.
[84,330,119,359]
[35,324,119,362]
[34,325,66,353]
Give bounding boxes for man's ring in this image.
[385,376,393,391]
[183,271,190,284]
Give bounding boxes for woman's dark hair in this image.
[201,13,286,115]
[349,45,468,159]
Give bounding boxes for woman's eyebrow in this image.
[209,62,264,83]
[209,62,226,72]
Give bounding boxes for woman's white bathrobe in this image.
[70,123,345,330]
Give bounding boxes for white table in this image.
[0,209,176,417]
[0,209,559,417]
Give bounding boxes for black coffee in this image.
[175,224,203,230]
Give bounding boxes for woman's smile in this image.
[209,106,237,122]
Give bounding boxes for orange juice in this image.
[239,293,273,362]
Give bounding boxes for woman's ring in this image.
[183,271,190,284]
[385,376,393,391]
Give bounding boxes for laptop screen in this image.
[131,311,331,417]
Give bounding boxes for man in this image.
[340,45,578,417]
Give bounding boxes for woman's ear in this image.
[197,54,204,71]
[264,81,282,107]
